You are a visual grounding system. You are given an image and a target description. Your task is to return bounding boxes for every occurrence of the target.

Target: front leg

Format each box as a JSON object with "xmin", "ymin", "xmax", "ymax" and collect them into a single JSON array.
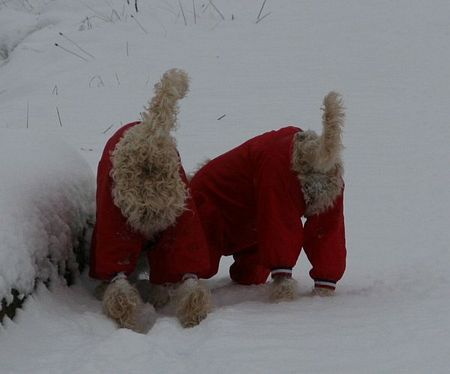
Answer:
[{"xmin": 174, "ymin": 275, "xmax": 212, "ymax": 328}]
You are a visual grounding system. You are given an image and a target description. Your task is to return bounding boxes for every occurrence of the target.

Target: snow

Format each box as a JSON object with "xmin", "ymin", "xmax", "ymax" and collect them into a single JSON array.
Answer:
[
  {"xmin": 1, "ymin": 0, "xmax": 450, "ymax": 372},
  {"xmin": 0, "ymin": 129, "xmax": 94, "ymax": 302}
]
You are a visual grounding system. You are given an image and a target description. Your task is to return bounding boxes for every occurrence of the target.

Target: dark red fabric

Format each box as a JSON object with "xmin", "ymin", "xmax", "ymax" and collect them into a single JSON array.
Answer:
[
  {"xmin": 190, "ymin": 127, "xmax": 346, "ymax": 285},
  {"xmin": 89, "ymin": 122, "xmax": 210, "ymax": 284}
]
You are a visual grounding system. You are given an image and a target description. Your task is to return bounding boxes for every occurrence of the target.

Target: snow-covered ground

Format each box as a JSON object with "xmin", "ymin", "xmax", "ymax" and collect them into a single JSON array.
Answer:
[
  {"xmin": 0, "ymin": 129, "xmax": 94, "ymax": 303},
  {"xmin": 1, "ymin": 0, "xmax": 450, "ymax": 372}
]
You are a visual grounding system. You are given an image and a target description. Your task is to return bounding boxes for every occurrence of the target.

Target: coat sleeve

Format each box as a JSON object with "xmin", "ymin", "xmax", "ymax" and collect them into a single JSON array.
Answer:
[
  {"xmin": 254, "ymin": 157, "xmax": 304, "ymax": 271},
  {"xmin": 89, "ymin": 148, "xmax": 145, "ymax": 281},
  {"xmin": 303, "ymin": 191, "xmax": 346, "ymax": 290}
]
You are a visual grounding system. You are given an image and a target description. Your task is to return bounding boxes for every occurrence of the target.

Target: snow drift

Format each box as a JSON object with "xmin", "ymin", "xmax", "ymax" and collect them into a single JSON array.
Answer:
[{"xmin": 0, "ymin": 129, "xmax": 95, "ymax": 318}]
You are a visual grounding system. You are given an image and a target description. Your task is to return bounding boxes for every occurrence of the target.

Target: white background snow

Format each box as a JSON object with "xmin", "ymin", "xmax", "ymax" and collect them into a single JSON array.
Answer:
[{"xmin": 1, "ymin": 0, "xmax": 450, "ymax": 372}]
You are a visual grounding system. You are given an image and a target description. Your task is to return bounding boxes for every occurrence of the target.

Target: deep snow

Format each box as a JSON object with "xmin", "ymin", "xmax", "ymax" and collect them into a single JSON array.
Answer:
[
  {"xmin": 1, "ymin": 0, "xmax": 450, "ymax": 373},
  {"xmin": 0, "ymin": 129, "xmax": 94, "ymax": 302}
]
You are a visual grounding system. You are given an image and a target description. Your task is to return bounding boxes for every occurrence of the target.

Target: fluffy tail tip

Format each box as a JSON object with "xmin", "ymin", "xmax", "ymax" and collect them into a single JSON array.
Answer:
[
  {"xmin": 315, "ymin": 91, "xmax": 345, "ymax": 171},
  {"xmin": 322, "ymin": 91, "xmax": 345, "ymax": 126},
  {"xmin": 161, "ymin": 68, "xmax": 190, "ymax": 99}
]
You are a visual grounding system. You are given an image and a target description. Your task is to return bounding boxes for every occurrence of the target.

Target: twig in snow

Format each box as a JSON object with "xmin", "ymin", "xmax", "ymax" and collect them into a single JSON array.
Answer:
[
  {"xmin": 178, "ymin": 0, "xmax": 187, "ymax": 26},
  {"xmin": 80, "ymin": 2, "xmax": 110, "ymax": 23},
  {"xmin": 217, "ymin": 114, "xmax": 226, "ymax": 120},
  {"xmin": 115, "ymin": 72, "xmax": 121, "ymax": 86},
  {"xmin": 130, "ymin": 14, "xmax": 148, "ymax": 34},
  {"xmin": 89, "ymin": 75, "xmax": 105, "ymax": 88},
  {"xmin": 192, "ymin": 0, "xmax": 197, "ymax": 24},
  {"xmin": 135, "ymin": 0, "xmax": 138, "ymax": 12},
  {"xmin": 52, "ymin": 85, "xmax": 58, "ymax": 95},
  {"xmin": 58, "ymin": 32, "xmax": 95, "ymax": 59},
  {"xmin": 79, "ymin": 17, "xmax": 93, "ymax": 31},
  {"xmin": 256, "ymin": 11, "xmax": 271, "ymax": 24},
  {"xmin": 102, "ymin": 0, "xmax": 121, "ymax": 21},
  {"xmin": 54, "ymin": 43, "xmax": 89, "ymax": 62},
  {"xmin": 256, "ymin": 0, "xmax": 267, "ymax": 22},
  {"xmin": 256, "ymin": 0, "xmax": 271, "ymax": 24},
  {"xmin": 102, "ymin": 124, "xmax": 114, "ymax": 134},
  {"xmin": 56, "ymin": 107, "xmax": 63, "ymax": 127},
  {"xmin": 209, "ymin": 0, "xmax": 224, "ymax": 20},
  {"xmin": 110, "ymin": 9, "xmax": 121, "ymax": 22},
  {"xmin": 201, "ymin": 2, "xmax": 209, "ymax": 14}
]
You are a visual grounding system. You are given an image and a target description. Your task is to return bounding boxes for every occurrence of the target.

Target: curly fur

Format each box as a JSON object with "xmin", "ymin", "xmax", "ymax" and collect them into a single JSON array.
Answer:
[
  {"xmin": 269, "ymin": 277, "xmax": 298, "ymax": 302},
  {"xmin": 174, "ymin": 278, "xmax": 212, "ymax": 328},
  {"xmin": 298, "ymin": 163, "xmax": 344, "ymax": 216},
  {"xmin": 317, "ymin": 91, "xmax": 345, "ymax": 171},
  {"xmin": 102, "ymin": 278, "xmax": 143, "ymax": 331},
  {"xmin": 292, "ymin": 92, "xmax": 345, "ymax": 216},
  {"xmin": 110, "ymin": 69, "xmax": 190, "ymax": 238}
]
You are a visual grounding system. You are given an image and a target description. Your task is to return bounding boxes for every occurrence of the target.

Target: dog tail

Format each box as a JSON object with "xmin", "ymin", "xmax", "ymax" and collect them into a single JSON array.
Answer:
[
  {"xmin": 141, "ymin": 68, "xmax": 190, "ymax": 137},
  {"xmin": 316, "ymin": 91, "xmax": 345, "ymax": 171}
]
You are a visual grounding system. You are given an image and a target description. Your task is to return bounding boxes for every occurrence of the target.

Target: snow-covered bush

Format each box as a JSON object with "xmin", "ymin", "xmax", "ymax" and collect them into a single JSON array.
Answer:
[{"xmin": 0, "ymin": 129, "xmax": 95, "ymax": 320}]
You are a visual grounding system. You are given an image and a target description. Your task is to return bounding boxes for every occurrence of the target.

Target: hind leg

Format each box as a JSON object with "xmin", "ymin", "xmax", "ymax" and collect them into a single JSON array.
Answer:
[{"xmin": 229, "ymin": 246, "xmax": 270, "ymax": 285}]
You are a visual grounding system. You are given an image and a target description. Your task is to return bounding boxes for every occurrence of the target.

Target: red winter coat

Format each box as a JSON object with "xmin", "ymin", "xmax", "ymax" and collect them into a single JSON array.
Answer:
[
  {"xmin": 190, "ymin": 127, "xmax": 346, "ymax": 288},
  {"xmin": 89, "ymin": 122, "xmax": 210, "ymax": 284}
]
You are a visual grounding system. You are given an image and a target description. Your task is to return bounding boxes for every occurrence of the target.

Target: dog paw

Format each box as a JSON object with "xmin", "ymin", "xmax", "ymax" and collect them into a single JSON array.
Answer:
[
  {"xmin": 175, "ymin": 279, "xmax": 211, "ymax": 328},
  {"xmin": 269, "ymin": 277, "xmax": 298, "ymax": 303},
  {"xmin": 102, "ymin": 278, "xmax": 144, "ymax": 332},
  {"xmin": 311, "ymin": 287, "xmax": 334, "ymax": 297},
  {"xmin": 132, "ymin": 303, "xmax": 158, "ymax": 333}
]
